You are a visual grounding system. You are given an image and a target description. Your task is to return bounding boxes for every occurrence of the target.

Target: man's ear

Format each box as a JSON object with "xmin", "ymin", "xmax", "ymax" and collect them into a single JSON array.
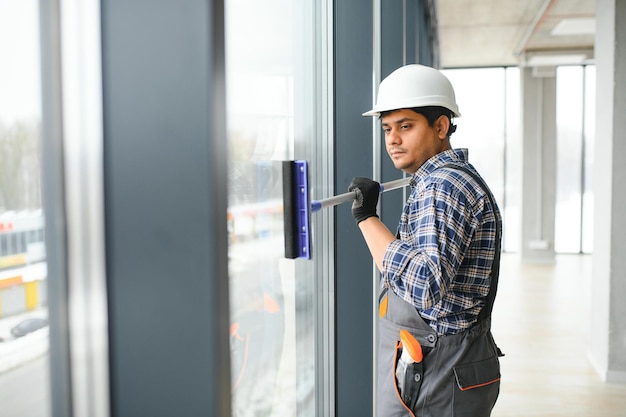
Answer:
[{"xmin": 435, "ymin": 115, "xmax": 450, "ymax": 139}]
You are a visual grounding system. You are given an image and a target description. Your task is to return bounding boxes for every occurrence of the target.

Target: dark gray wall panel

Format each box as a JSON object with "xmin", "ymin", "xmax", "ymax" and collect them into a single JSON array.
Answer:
[
  {"xmin": 381, "ymin": 0, "xmax": 408, "ymax": 232},
  {"xmin": 334, "ymin": 0, "xmax": 374, "ymax": 415},
  {"xmin": 101, "ymin": 1, "xmax": 230, "ymax": 416},
  {"xmin": 334, "ymin": 1, "xmax": 437, "ymax": 415}
]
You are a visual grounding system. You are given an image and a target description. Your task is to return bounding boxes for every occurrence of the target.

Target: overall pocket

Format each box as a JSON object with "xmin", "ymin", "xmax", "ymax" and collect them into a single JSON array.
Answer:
[
  {"xmin": 451, "ymin": 356, "xmax": 501, "ymax": 417},
  {"xmin": 393, "ymin": 330, "xmax": 424, "ymax": 416}
]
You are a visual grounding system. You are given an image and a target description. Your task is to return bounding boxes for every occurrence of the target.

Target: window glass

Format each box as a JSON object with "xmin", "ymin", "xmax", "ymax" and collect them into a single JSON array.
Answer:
[
  {"xmin": 444, "ymin": 66, "xmax": 595, "ymax": 254},
  {"xmin": 0, "ymin": 1, "xmax": 50, "ymax": 416},
  {"xmin": 582, "ymin": 65, "xmax": 595, "ymax": 254},
  {"xmin": 225, "ymin": 1, "xmax": 316, "ymax": 415},
  {"xmin": 555, "ymin": 66, "xmax": 584, "ymax": 253},
  {"xmin": 442, "ymin": 68, "xmax": 508, "ymax": 241},
  {"xmin": 504, "ymin": 67, "xmax": 521, "ymax": 252}
]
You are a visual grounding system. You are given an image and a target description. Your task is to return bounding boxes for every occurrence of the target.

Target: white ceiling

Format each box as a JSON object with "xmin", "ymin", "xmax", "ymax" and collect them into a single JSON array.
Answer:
[{"xmin": 435, "ymin": 0, "xmax": 596, "ymax": 68}]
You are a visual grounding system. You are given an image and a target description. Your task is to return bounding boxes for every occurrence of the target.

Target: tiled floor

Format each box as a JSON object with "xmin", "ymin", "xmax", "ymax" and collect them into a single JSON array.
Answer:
[{"xmin": 490, "ymin": 253, "xmax": 626, "ymax": 417}]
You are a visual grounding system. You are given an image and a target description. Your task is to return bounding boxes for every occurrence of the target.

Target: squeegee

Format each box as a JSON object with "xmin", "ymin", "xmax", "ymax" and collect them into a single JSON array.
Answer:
[{"xmin": 282, "ymin": 160, "xmax": 411, "ymax": 259}]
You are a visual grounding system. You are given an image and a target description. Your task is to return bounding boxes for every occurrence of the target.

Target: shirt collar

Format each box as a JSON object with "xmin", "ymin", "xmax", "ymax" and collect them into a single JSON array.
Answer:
[{"xmin": 410, "ymin": 148, "xmax": 469, "ymax": 187}]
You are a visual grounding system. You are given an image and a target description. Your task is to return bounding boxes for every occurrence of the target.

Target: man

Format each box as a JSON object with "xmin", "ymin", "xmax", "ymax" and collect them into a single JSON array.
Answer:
[{"xmin": 349, "ymin": 64, "xmax": 503, "ymax": 416}]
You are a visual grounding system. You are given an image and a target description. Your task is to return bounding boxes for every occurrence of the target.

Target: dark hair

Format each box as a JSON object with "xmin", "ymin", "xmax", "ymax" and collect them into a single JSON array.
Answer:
[{"xmin": 380, "ymin": 106, "xmax": 457, "ymax": 137}]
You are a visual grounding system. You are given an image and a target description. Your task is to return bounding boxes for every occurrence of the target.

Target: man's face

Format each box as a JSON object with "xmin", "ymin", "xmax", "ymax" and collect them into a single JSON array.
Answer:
[{"xmin": 381, "ymin": 109, "xmax": 449, "ymax": 174}]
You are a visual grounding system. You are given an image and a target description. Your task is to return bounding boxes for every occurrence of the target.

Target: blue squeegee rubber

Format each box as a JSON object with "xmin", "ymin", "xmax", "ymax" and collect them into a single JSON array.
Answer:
[{"xmin": 282, "ymin": 160, "xmax": 311, "ymax": 259}]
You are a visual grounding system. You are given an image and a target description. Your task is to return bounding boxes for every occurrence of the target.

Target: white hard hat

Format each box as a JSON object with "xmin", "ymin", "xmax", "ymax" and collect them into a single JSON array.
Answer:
[{"xmin": 362, "ymin": 64, "xmax": 461, "ymax": 118}]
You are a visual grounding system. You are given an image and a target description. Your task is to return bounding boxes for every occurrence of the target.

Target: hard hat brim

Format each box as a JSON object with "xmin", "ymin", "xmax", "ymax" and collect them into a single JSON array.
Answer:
[
  {"xmin": 362, "ymin": 108, "xmax": 381, "ymax": 117},
  {"xmin": 362, "ymin": 106, "xmax": 461, "ymax": 118}
]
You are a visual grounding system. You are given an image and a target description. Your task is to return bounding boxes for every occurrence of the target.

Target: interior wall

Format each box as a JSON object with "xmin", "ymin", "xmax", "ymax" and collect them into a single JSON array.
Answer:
[
  {"xmin": 520, "ymin": 69, "xmax": 557, "ymax": 264},
  {"xmin": 590, "ymin": 0, "xmax": 626, "ymax": 384}
]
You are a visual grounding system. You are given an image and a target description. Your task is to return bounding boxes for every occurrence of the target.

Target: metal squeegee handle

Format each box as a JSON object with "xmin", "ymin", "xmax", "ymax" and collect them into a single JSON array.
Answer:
[{"xmin": 311, "ymin": 177, "xmax": 411, "ymax": 212}]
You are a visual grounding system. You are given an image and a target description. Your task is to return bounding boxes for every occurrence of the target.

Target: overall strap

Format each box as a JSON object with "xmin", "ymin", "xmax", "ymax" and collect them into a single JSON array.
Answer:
[{"xmin": 440, "ymin": 163, "xmax": 502, "ymax": 322}]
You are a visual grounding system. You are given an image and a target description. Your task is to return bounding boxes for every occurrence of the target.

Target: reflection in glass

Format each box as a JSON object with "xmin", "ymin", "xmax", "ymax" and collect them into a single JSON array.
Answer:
[
  {"xmin": 0, "ymin": 1, "xmax": 50, "ymax": 416},
  {"xmin": 225, "ymin": 1, "xmax": 305, "ymax": 416}
]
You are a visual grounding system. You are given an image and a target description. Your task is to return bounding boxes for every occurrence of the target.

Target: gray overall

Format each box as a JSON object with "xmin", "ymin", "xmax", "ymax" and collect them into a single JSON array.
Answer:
[{"xmin": 377, "ymin": 165, "xmax": 502, "ymax": 417}]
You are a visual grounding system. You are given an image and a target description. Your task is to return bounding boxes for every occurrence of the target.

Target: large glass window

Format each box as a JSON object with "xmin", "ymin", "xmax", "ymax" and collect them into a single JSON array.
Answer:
[
  {"xmin": 555, "ymin": 65, "xmax": 595, "ymax": 254},
  {"xmin": 0, "ymin": 1, "xmax": 50, "ymax": 416},
  {"xmin": 503, "ymin": 67, "xmax": 522, "ymax": 253},
  {"xmin": 581, "ymin": 66, "xmax": 595, "ymax": 254},
  {"xmin": 443, "ymin": 66, "xmax": 594, "ymax": 254},
  {"xmin": 225, "ymin": 1, "xmax": 321, "ymax": 415},
  {"xmin": 555, "ymin": 66, "xmax": 584, "ymax": 253},
  {"xmin": 442, "ymin": 68, "xmax": 506, "ymax": 205},
  {"xmin": 442, "ymin": 68, "xmax": 521, "ymax": 252}
]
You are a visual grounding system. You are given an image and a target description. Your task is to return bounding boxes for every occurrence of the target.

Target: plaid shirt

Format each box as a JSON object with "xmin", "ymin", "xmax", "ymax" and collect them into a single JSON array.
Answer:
[{"xmin": 381, "ymin": 148, "xmax": 501, "ymax": 335}]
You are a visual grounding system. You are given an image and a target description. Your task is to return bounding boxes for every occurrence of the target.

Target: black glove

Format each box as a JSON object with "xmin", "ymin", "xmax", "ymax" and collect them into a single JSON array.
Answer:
[{"xmin": 348, "ymin": 177, "xmax": 380, "ymax": 224}]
